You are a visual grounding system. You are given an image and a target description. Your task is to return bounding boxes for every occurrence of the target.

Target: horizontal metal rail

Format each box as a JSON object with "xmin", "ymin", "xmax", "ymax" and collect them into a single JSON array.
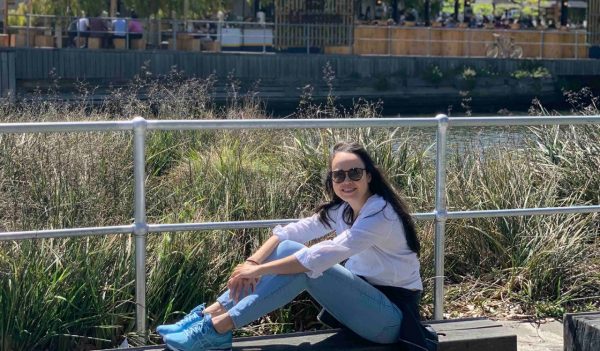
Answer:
[
  {"xmin": 3, "ymin": 204, "xmax": 599, "ymax": 241},
  {"xmin": 2, "ymin": 115, "xmax": 600, "ymax": 134},
  {"xmin": 0, "ymin": 225, "xmax": 134, "ymax": 241},
  {"xmin": 447, "ymin": 205, "xmax": 600, "ymax": 219},
  {"xmin": 1, "ymin": 114, "xmax": 599, "ymax": 336}
]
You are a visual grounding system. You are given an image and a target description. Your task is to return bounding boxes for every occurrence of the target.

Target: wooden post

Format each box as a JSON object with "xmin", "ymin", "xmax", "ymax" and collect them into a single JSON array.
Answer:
[
  {"xmin": 4, "ymin": 0, "xmax": 9, "ymax": 34},
  {"xmin": 184, "ymin": 0, "xmax": 189, "ymax": 21},
  {"xmin": 110, "ymin": 0, "xmax": 117, "ymax": 17}
]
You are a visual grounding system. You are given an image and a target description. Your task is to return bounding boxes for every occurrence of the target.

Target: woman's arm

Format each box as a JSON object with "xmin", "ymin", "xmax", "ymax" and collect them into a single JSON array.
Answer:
[
  {"xmin": 246, "ymin": 234, "xmax": 280, "ymax": 264},
  {"xmin": 228, "ymin": 236, "xmax": 309, "ymax": 301},
  {"xmin": 231, "ymin": 254, "xmax": 308, "ymax": 281}
]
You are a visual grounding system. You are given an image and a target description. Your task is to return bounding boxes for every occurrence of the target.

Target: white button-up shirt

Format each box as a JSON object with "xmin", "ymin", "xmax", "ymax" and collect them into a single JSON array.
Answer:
[{"xmin": 273, "ymin": 195, "xmax": 423, "ymax": 291}]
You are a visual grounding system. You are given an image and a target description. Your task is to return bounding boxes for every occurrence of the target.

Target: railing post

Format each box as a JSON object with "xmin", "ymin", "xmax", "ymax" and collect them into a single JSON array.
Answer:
[
  {"xmin": 540, "ymin": 30, "xmax": 544, "ymax": 59},
  {"xmin": 434, "ymin": 113, "xmax": 449, "ymax": 320},
  {"xmin": 172, "ymin": 19, "xmax": 177, "ymax": 50},
  {"xmin": 26, "ymin": 13, "xmax": 31, "ymax": 47},
  {"xmin": 305, "ymin": 24, "xmax": 309, "ymax": 54},
  {"xmin": 387, "ymin": 25, "xmax": 391, "ymax": 56},
  {"xmin": 262, "ymin": 22, "xmax": 266, "ymax": 54},
  {"xmin": 427, "ymin": 27, "xmax": 432, "ymax": 57},
  {"xmin": 575, "ymin": 31, "xmax": 578, "ymax": 59},
  {"xmin": 126, "ymin": 19, "xmax": 130, "ymax": 49},
  {"xmin": 133, "ymin": 116, "xmax": 148, "ymax": 336}
]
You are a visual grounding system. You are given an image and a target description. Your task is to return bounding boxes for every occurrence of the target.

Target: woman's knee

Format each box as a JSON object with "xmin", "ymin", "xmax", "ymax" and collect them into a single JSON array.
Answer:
[{"xmin": 275, "ymin": 240, "xmax": 305, "ymax": 257}]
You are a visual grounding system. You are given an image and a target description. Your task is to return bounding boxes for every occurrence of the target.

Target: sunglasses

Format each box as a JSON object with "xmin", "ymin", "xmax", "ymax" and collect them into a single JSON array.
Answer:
[{"xmin": 330, "ymin": 168, "xmax": 366, "ymax": 183}]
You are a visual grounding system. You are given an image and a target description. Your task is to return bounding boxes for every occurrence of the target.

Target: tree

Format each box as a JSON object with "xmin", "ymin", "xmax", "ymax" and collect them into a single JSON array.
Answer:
[{"xmin": 121, "ymin": 0, "xmax": 223, "ymax": 18}]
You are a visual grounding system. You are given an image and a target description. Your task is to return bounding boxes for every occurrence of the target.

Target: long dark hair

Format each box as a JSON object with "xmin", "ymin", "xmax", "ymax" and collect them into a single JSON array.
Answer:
[{"xmin": 315, "ymin": 141, "xmax": 420, "ymax": 256}]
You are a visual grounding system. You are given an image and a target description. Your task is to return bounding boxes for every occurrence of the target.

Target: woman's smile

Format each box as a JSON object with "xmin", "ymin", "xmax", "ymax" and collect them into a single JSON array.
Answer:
[{"xmin": 331, "ymin": 152, "xmax": 372, "ymax": 212}]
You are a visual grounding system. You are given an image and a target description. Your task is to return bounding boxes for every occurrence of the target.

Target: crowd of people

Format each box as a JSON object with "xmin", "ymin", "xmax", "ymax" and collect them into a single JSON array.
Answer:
[
  {"xmin": 67, "ymin": 10, "xmax": 144, "ymax": 49},
  {"xmin": 356, "ymin": 2, "xmax": 587, "ymax": 30}
]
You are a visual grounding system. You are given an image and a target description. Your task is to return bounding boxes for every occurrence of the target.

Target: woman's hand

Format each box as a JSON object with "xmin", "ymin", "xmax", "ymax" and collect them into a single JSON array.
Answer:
[
  {"xmin": 231, "ymin": 262, "xmax": 262, "ymax": 280},
  {"xmin": 227, "ymin": 262, "xmax": 261, "ymax": 302}
]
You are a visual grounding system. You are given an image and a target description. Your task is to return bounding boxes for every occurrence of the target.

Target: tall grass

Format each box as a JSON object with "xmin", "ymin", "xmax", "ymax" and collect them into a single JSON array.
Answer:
[{"xmin": 0, "ymin": 72, "xmax": 598, "ymax": 349}]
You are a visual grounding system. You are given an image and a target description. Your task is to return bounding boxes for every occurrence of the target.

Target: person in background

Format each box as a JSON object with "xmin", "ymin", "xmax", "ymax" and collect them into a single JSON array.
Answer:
[
  {"xmin": 156, "ymin": 141, "xmax": 438, "ymax": 351},
  {"xmin": 88, "ymin": 11, "xmax": 109, "ymax": 48},
  {"xmin": 75, "ymin": 11, "xmax": 89, "ymax": 48},
  {"xmin": 111, "ymin": 12, "xmax": 127, "ymax": 48},
  {"xmin": 128, "ymin": 11, "xmax": 144, "ymax": 40}
]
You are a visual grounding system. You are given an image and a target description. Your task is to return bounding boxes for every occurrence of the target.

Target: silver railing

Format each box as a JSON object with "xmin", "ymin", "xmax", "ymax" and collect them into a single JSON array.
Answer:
[{"xmin": 1, "ymin": 115, "xmax": 600, "ymax": 335}]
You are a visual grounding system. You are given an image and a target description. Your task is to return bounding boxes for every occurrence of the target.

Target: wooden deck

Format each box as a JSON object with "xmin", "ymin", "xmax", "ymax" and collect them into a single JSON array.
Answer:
[{"xmin": 100, "ymin": 318, "xmax": 516, "ymax": 351}]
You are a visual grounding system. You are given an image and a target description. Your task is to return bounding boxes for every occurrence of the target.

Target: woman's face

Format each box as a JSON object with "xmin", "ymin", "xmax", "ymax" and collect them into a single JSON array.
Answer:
[{"xmin": 330, "ymin": 151, "xmax": 372, "ymax": 206}]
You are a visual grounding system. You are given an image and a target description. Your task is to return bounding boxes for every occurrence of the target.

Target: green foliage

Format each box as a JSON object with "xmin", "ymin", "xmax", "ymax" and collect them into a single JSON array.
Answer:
[
  {"xmin": 7, "ymin": 4, "xmax": 28, "ymax": 26},
  {"xmin": 10, "ymin": 0, "xmax": 224, "ymax": 18},
  {"xmin": 422, "ymin": 64, "xmax": 444, "ymax": 86},
  {"xmin": 0, "ymin": 71, "xmax": 598, "ymax": 349},
  {"xmin": 512, "ymin": 66, "xmax": 551, "ymax": 80},
  {"xmin": 458, "ymin": 66, "xmax": 477, "ymax": 90},
  {"xmin": 441, "ymin": 0, "xmax": 549, "ymax": 17},
  {"xmin": 373, "ymin": 75, "xmax": 390, "ymax": 91}
]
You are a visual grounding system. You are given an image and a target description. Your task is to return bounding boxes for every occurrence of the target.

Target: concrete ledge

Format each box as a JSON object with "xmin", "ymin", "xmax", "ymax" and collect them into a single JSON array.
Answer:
[
  {"xmin": 101, "ymin": 318, "xmax": 516, "ymax": 351},
  {"xmin": 564, "ymin": 312, "xmax": 600, "ymax": 351}
]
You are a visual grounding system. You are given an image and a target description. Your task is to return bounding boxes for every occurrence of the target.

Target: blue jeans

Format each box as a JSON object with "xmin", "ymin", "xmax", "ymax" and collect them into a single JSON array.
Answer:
[{"xmin": 216, "ymin": 240, "xmax": 403, "ymax": 344}]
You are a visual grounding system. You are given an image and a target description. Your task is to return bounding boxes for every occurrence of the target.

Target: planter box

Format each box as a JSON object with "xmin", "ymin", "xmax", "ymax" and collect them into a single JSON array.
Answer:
[
  {"xmin": 131, "ymin": 38, "xmax": 146, "ymax": 50},
  {"xmin": 113, "ymin": 38, "xmax": 127, "ymax": 49},
  {"xmin": 13, "ymin": 34, "xmax": 28, "ymax": 47},
  {"xmin": 201, "ymin": 40, "xmax": 220, "ymax": 52},
  {"xmin": 175, "ymin": 37, "xmax": 201, "ymax": 51},
  {"xmin": 34, "ymin": 35, "xmax": 54, "ymax": 47},
  {"xmin": 0, "ymin": 34, "xmax": 9, "ymax": 47},
  {"xmin": 88, "ymin": 37, "xmax": 102, "ymax": 49}
]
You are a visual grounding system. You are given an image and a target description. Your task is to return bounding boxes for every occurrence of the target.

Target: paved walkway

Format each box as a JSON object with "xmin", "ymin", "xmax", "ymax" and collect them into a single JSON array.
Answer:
[{"xmin": 500, "ymin": 319, "xmax": 563, "ymax": 351}]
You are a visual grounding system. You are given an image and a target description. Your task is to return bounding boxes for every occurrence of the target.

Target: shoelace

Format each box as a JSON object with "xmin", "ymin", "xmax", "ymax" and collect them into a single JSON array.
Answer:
[
  {"xmin": 176, "ymin": 304, "xmax": 205, "ymax": 327},
  {"xmin": 184, "ymin": 317, "xmax": 210, "ymax": 338}
]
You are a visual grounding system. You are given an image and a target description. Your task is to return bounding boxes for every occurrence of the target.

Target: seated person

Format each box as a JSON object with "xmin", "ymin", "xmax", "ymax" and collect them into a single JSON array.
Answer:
[
  {"xmin": 128, "ymin": 11, "xmax": 144, "ymax": 40},
  {"xmin": 71, "ymin": 15, "xmax": 89, "ymax": 47},
  {"xmin": 112, "ymin": 14, "xmax": 127, "ymax": 37},
  {"xmin": 89, "ymin": 13, "xmax": 109, "ymax": 48}
]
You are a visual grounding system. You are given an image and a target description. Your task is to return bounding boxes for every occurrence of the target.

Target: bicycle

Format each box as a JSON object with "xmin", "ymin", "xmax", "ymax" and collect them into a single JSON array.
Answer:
[{"xmin": 485, "ymin": 33, "xmax": 523, "ymax": 59}]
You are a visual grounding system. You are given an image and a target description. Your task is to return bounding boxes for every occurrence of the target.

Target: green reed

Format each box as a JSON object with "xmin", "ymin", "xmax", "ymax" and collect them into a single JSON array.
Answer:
[{"xmin": 0, "ymin": 75, "xmax": 598, "ymax": 349}]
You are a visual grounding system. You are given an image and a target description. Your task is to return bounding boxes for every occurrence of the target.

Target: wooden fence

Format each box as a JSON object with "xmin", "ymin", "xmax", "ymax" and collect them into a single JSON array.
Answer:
[
  {"xmin": 352, "ymin": 27, "xmax": 588, "ymax": 59},
  {"xmin": 274, "ymin": 0, "xmax": 353, "ymax": 49}
]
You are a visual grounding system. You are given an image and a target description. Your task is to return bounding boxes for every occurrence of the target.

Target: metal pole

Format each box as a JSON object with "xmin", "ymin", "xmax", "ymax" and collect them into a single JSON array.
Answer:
[
  {"xmin": 3, "ymin": 0, "xmax": 8, "ymax": 34},
  {"xmin": 387, "ymin": 25, "xmax": 391, "ymax": 56},
  {"xmin": 433, "ymin": 114, "xmax": 449, "ymax": 320},
  {"xmin": 428, "ymin": 27, "xmax": 432, "ymax": 57},
  {"xmin": 540, "ymin": 30, "xmax": 544, "ymax": 59},
  {"xmin": 305, "ymin": 24, "xmax": 309, "ymax": 54},
  {"xmin": 172, "ymin": 19, "xmax": 177, "ymax": 50},
  {"xmin": 262, "ymin": 22, "xmax": 266, "ymax": 54},
  {"xmin": 218, "ymin": 20, "xmax": 222, "ymax": 50},
  {"xmin": 575, "ymin": 31, "xmax": 578, "ymax": 59},
  {"xmin": 26, "ymin": 13, "xmax": 31, "ymax": 47},
  {"xmin": 126, "ymin": 19, "xmax": 130, "ymax": 49},
  {"xmin": 133, "ymin": 116, "xmax": 147, "ymax": 335}
]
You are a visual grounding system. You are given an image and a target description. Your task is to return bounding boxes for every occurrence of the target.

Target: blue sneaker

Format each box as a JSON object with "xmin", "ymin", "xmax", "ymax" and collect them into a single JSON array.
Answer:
[
  {"xmin": 164, "ymin": 313, "xmax": 232, "ymax": 351},
  {"xmin": 157, "ymin": 304, "xmax": 206, "ymax": 336}
]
